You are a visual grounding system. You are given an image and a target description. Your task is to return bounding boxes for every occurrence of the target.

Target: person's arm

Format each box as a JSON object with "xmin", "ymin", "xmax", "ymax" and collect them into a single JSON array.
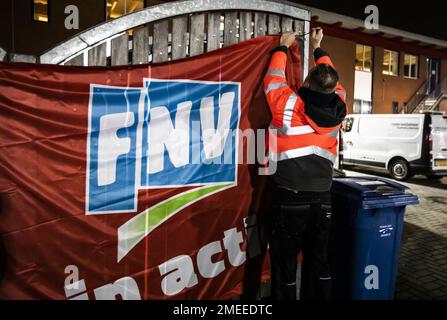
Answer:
[
  {"xmin": 311, "ymin": 27, "xmax": 334, "ymax": 69},
  {"xmin": 263, "ymin": 34, "xmax": 296, "ymax": 127},
  {"xmin": 314, "ymin": 47, "xmax": 335, "ymax": 69}
]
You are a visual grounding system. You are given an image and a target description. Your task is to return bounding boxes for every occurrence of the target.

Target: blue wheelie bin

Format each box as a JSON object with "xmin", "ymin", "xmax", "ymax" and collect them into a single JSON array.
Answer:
[{"xmin": 330, "ymin": 176, "xmax": 419, "ymax": 300}]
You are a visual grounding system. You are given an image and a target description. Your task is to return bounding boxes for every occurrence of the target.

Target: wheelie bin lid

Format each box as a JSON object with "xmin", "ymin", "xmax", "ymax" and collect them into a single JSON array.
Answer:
[{"xmin": 331, "ymin": 176, "xmax": 419, "ymax": 209}]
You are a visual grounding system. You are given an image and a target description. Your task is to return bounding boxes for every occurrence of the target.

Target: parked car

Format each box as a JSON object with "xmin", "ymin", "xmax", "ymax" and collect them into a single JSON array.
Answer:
[{"xmin": 341, "ymin": 112, "xmax": 447, "ymax": 181}]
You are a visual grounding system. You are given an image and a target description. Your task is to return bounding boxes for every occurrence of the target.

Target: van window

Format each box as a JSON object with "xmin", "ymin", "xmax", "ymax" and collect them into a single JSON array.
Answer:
[{"xmin": 343, "ymin": 118, "xmax": 354, "ymax": 133}]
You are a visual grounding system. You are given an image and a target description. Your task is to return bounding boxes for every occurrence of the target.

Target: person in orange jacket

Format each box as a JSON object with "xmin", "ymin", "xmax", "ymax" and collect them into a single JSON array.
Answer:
[{"xmin": 264, "ymin": 28, "xmax": 347, "ymax": 300}]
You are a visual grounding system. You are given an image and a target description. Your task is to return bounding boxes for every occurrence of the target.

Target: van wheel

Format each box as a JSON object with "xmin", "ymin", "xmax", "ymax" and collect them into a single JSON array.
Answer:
[{"xmin": 389, "ymin": 159, "xmax": 411, "ymax": 181}]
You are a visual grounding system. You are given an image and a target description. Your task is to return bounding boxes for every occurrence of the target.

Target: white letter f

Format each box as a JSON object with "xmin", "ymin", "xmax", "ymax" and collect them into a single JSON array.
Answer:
[{"xmin": 97, "ymin": 112, "xmax": 135, "ymax": 186}]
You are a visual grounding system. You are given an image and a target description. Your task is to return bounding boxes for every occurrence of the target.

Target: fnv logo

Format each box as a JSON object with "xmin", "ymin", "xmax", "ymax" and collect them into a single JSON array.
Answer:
[{"xmin": 86, "ymin": 79, "xmax": 240, "ymax": 261}]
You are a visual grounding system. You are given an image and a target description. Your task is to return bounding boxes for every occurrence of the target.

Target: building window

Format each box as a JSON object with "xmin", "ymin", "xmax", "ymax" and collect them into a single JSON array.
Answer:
[
  {"xmin": 106, "ymin": 0, "xmax": 144, "ymax": 20},
  {"xmin": 404, "ymin": 54, "xmax": 418, "ymax": 79},
  {"xmin": 353, "ymin": 99, "xmax": 372, "ymax": 114},
  {"xmin": 392, "ymin": 101, "xmax": 399, "ymax": 114},
  {"xmin": 33, "ymin": 0, "xmax": 49, "ymax": 22},
  {"xmin": 355, "ymin": 44, "xmax": 373, "ymax": 72},
  {"xmin": 383, "ymin": 49, "xmax": 399, "ymax": 76}
]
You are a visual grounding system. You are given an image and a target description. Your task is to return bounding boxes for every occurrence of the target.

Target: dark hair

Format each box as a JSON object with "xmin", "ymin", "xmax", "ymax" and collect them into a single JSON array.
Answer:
[{"xmin": 308, "ymin": 64, "xmax": 339, "ymax": 93}]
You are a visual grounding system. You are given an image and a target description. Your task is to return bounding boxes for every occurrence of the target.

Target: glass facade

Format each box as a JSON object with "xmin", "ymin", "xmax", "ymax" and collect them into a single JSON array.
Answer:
[{"xmin": 353, "ymin": 99, "xmax": 372, "ymax": 114}]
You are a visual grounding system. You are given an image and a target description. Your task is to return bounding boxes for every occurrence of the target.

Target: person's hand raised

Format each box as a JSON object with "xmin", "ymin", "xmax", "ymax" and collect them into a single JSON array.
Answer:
[
  {"xmin": 311, "ymin": 27, "xmax": 323, "ymax": 49},
  {"xmin": 280, "ymin": 32, "xmax": 297, "ymax": 48}
]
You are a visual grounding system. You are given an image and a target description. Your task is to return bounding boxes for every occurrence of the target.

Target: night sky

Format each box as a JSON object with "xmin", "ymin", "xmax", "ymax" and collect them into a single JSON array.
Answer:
[{"xmin": 291, "ymin": 0, "xmax": 444, "ymax": 41}]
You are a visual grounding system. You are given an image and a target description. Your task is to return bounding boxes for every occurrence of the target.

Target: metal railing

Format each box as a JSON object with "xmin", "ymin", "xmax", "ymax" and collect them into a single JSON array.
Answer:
[
  {"xmin": 429, "ymin": 77, "xmax": 447, "ymax": 101},
  {"xmin": 412, "ymin": 77, "xmax": 447, "ymax": 113},
  {"xmin": 405, "ymin": 80, "xmax": 429, "ymax": 114}
]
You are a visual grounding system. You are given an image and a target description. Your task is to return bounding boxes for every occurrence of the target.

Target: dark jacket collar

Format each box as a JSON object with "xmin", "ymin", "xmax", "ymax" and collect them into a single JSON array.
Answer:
[{"xmin": 298, "ymin": 87, "xmax": 346, "ymax": 128}]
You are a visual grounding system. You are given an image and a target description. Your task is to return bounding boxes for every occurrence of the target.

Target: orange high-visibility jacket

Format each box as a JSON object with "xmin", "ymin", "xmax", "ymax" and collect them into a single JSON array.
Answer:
[{"xmin": 264, "ymin": 48, "xmax": 347, "ymax": 165}]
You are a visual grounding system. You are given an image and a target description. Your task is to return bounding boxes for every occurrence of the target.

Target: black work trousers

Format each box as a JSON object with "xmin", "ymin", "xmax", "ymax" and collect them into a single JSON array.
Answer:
[{"xmin": 269, "ymin": 186, "xmax": 332, "ymax": 300}]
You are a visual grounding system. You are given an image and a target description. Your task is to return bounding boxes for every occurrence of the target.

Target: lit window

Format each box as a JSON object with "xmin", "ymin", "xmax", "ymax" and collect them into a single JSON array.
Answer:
[
  {"xmin": 106, "ymin": 0, "xmax": 144, "ymax": 20},
  {"xmin": 353, "ymin": 99, "xmax": 372, "ymax": 114},
  {"xmin": 404, "ymin": 54, "xmax": 418, "ymax": 79},
  {"xmin": 33, "ymin": 0, "xmax": 48, "ymax": 22},
  {"xmin": 383, "ymin": 49, "xmax": 399, "ymax": 76},
  {"xmin": 355, "ymin": 44, "xmax": 372, "ymax": 72}
]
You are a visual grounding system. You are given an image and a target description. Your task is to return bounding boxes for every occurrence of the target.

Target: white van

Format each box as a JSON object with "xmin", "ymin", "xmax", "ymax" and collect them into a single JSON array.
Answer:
[{"xmin": 341, "ymin": 112, "xmax": 447, "ymax": 180}]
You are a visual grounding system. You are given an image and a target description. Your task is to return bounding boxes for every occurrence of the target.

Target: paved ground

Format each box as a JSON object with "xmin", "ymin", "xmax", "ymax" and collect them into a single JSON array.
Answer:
[{"xmin": 344, "ymin": 167, "xmax": 447, "ymax": 300}]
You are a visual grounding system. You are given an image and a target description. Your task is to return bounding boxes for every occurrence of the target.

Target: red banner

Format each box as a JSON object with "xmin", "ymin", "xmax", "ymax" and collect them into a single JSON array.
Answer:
[{"xmin": 0, "ymin": 36, "xmax": 301, "ymax": 300}]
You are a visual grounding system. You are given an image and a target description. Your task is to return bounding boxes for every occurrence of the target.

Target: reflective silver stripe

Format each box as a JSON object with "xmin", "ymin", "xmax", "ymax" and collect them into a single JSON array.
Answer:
[
  {"xmin": 326, "ymin": 128, "xmax": 339, "ymax": 138},
  {"xmin": 265, "ymin": 82, "xmax": 288, "ymax": 95},
  {"xmin": 266, "ymin": 69, "xmax": 286, "ymax": 78},
  {"xmin": 335, "ymin": 89, "xmax": 346, "ymax": 100},
  {"xmin": 269, "ymin": 146, "xmax": 337, "ymax": 163},
  {"xmin": 269, "ymin": 124, "xmax": 314, "ymax": 136},
  {"xmin": 319, "ymin": 277, "xmax": 332, "ymax": 281},
  {"xmin": 282, "ymin": 92, "xmax": 297, "ymax": 127},
  {"xmin": 277, "ymin": 185, "xmax": 299, "ymax": 194}
]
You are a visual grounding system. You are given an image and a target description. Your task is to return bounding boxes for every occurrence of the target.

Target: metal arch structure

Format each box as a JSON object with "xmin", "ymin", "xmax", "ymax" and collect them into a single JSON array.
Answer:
[
  {"xmin": 39, "ymin": 0, "xmax": 311, "ymax": 73},
  {"xmin": 0, "ymin": 47, "xmax": 6, "ymax": 61}
]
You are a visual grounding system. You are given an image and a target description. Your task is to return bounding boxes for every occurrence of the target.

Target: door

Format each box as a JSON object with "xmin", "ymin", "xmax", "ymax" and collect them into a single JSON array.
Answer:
[
  {"xmin": 350, "ymin": 116, "xmax": 388, "ymax": 165},
  {"xmin": 427, "ymin": 59, "xmax": 440, "ymax": 94}
]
